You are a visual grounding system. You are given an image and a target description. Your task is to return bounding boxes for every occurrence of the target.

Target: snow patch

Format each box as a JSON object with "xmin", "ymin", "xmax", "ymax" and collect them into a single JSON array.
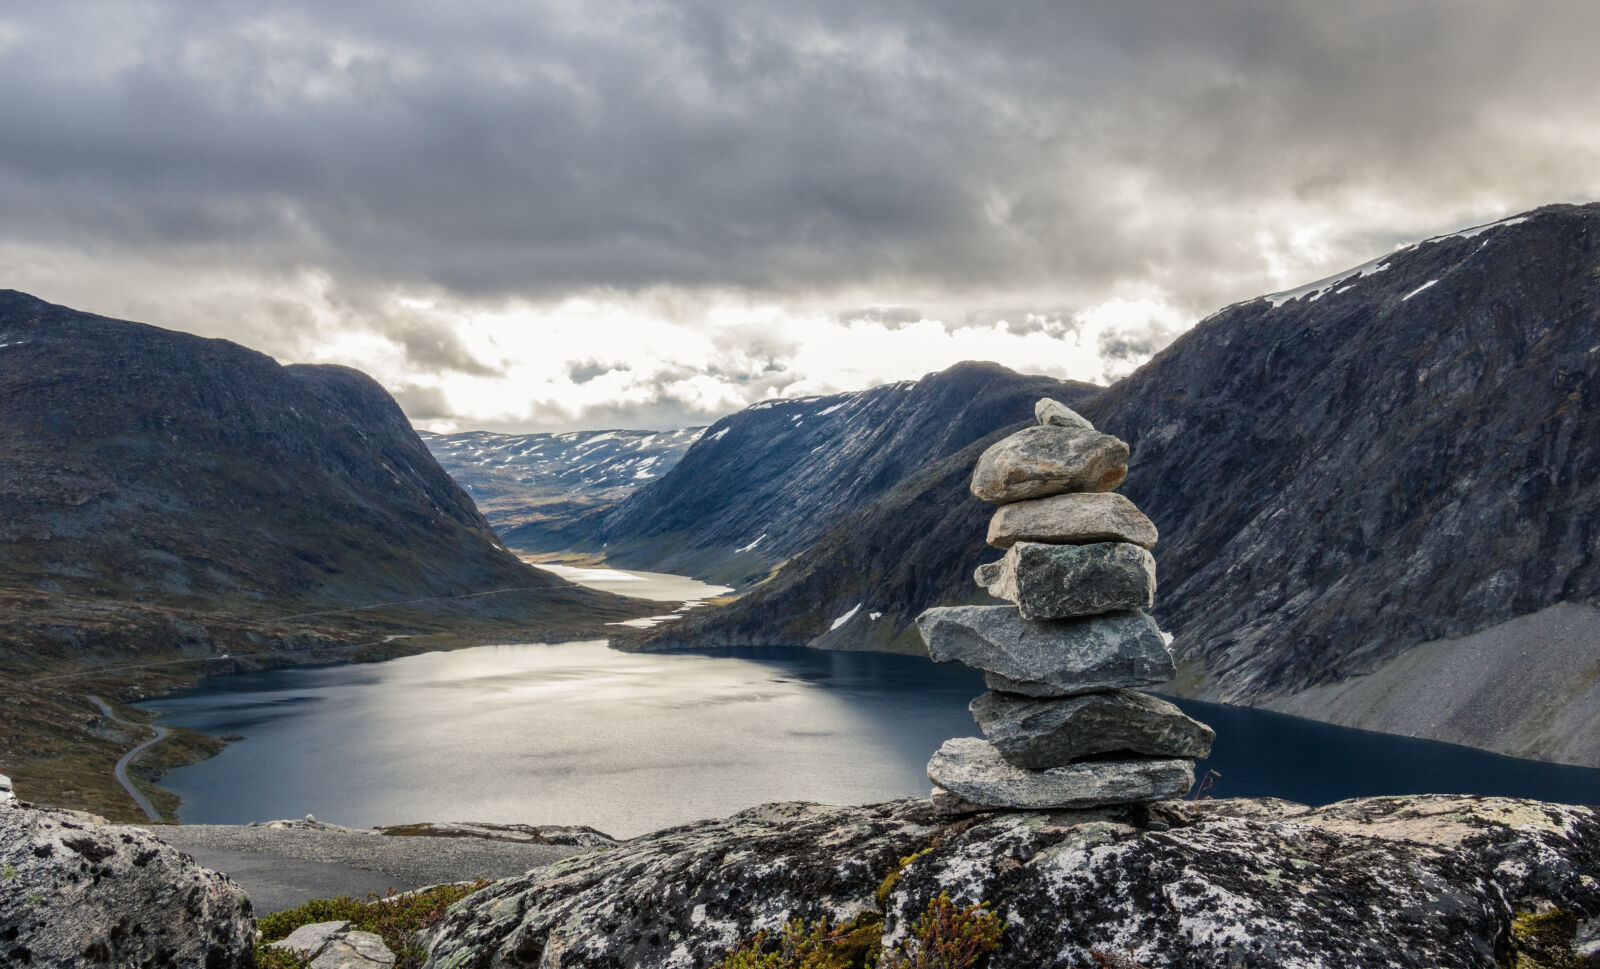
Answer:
[
  {"xmin": 816, "ymin": 403, "xmax": 846, "ymax": 416},
  {"xmin": 829, "ymin": 603, "xmax": 862, "ymax": 631},
  {"xmin": 1267, "ymin": 256, "xmax": 1391, "ymax": 307},
  {"xmin": 734, "ymin": 534, "xmax": 766, "ymax": 554},
  {"xmin": 710, "ymin": 428, "xmax": 730, "ymax": 441},
  {"xmin": 1431, "ymin": 215, "xmax": 1529, "ymax": 243},
  {"xmin": 869, "ymin": 612, "xmax": 883, "ymax": 621},
  {"xmin": 1401, "ymin": 280, "xmax": 1438, "ymax": 301}
]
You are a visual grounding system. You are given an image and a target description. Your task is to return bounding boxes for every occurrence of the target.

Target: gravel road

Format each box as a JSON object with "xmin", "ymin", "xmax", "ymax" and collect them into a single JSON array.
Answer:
[{"xmin": 139, "ymin": 822, "xmax": 592, "ymax": 913}]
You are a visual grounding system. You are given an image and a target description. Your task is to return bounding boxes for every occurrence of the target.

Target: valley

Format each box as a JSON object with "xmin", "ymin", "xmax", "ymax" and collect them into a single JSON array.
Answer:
[{"xmin": 425, "ymin": 203, "xmax": 1600, "ymax": 770}]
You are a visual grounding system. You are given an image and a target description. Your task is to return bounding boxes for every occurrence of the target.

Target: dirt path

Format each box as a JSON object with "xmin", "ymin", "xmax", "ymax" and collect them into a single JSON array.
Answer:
[{"xmin": 87, "ymin": 695, "xmax": 167, "ymax": 822}]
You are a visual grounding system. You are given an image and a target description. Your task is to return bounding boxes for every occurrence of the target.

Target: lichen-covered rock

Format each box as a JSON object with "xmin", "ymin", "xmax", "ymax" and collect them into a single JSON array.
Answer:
[
  {"xmin": 0, "ymin": 798, "xmax": 255, "ymax": 968},
  {"xmin": 917, "ymin": 605, "xmax": 1175, "ymax": 696},
  {"xmin": 420, "ymin": 801, "xmax": 942, "ymax": 969},
  {"xmin": 978, "ymin": 541, "xmax": 1157, "ymax": 618},
  {"xmin": 987, "ymin": 490, "xmax": 1159, "ymax": 549},
  {"xmin": 1035, "ymin": 397, "xmax": 1094, "ymax": 430},
  {"xmin": 970, "ymin": 425, "xmax": 1129, "ymax": 503},
  {"xmin": 970, "ymin": 689, "xmax": 1215, "ymax": 767},
  {"xmin": 421, "ymin": 795, "xmax": 1600, "ymax": 969},
  {"xmin": 926, "ymin": 737, "xmax": 1194, "ymax": 811}
]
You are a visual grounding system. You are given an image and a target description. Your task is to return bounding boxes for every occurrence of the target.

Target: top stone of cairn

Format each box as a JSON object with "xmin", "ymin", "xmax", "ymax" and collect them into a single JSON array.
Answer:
[{"xmin": 970, "ymin": 400, "xmax": 1129, "ymax": 503}]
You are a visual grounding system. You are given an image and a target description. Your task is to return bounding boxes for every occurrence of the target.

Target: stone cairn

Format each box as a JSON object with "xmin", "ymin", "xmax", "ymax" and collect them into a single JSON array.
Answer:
[{"xmin": 917, "ymin": 398, "xmax": 1215, "ymax": 814}]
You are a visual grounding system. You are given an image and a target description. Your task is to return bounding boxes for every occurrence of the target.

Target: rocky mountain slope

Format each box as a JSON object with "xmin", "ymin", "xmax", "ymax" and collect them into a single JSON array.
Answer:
[
  {"xmin": 0, "ymin": 291, "xmax": 650, "ymax": 815},
  {"xmin": 419, "ymin": 426, "xmax": 703, "ymax": 552},
  {"xmin": 419, "ymin": 794, "xmax": 1600, "ymax": 969},
  {"xmin": 576, "ymin": 362, "xmax": 1100, "ymax": 587},
  {"xmin": 623, "ymin": 203, "xmax": 1600, "ymax": 766}
]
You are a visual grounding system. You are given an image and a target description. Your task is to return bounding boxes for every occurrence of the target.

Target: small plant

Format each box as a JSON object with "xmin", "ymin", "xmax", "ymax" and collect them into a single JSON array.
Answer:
[
  {"xmin": 1, "ymin": 862, "xmax": 17, "ymax": 880},
  {"xmin": 254, "ymin": 879, "xmax": 491, "ymax": 969},
  {"xmin": 712, "ymin": 893, "xmax": 1003, "ymax": 969},
  {"xmin": 879, "ymin": 894, "xmax": 1005, "ymax": 969},
  {"xmin": 1190, "ymin": 769, "xmax": 1220, "ymax": 801},
  {"xmin": 715, "ymin": 915, "xmax": 882, "ymax": 969}
]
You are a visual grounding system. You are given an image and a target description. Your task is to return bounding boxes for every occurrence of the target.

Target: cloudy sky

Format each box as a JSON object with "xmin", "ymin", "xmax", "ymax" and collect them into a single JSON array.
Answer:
[{"xmin": 3, "ymin": 1, "xmax": 1598, "ymax": 431}]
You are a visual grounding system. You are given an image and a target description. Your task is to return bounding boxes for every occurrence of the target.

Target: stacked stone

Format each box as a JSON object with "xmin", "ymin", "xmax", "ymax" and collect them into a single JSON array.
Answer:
[{"xmin": 917, "ymin": 398, "xmax": 1214, "ymax": 814}]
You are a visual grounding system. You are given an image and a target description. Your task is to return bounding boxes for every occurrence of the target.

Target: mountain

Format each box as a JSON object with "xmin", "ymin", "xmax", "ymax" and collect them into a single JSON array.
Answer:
[
  {"xmin": 573, "ymin": 362, "xmax": 1101, "ymax": 587},
  {"xmin": 0, "ymin": 291, "xmax": 650, "ymax": 816},
  {"xmin": 624, "ymin": 203, "xmax": 1600, "ymax": 767},
  {"xmin": 419, "ymin": 427, "xmax": 704, "ymax": 552}
]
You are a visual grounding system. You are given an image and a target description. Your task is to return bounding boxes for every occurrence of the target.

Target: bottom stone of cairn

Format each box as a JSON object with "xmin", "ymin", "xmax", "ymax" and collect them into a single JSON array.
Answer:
[{"xmin": 926, "ymin": 737, "xmax": 1194, "ymax": 814}]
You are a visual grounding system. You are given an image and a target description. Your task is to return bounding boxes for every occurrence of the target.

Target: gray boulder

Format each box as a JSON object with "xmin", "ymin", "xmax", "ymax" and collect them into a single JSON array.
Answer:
[
  {"xmin": 970, "ymin": 425, "xmax": 1129, "ymax": 503},
  {"xmin": 917, "ymin": 605, "xmax": 1175, "ymax": 695},
  {"xmin": 970, "ymin": 689, "xmax": 1215, "ymax": 767},
  {"xmin": 271, "ymin": 920, "xmax": 398, "ymax": 969},
  {"xmin": 979, "ymin": 541, "xmax": 1156, "ymax": 618},
  {"xmin": 0, "ymin": 799, "xmax": 255, "ymax": 968},
  {"xmin": 1035, "ymin": 397, "xmax": 1094, "ymax": 430},
  {"xmin": 926, "ymin": 737, "xmax": 1193, "ymax": 810},
  {"xmin": 987, "ymin": 491, "xmax": 1158, "ymax": 549}
]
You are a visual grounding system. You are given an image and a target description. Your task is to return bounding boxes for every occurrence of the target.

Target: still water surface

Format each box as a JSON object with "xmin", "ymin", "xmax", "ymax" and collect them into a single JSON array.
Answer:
[{"xmin": 142, "ymin": 641, "xmax": 1600, "ymax": 837}]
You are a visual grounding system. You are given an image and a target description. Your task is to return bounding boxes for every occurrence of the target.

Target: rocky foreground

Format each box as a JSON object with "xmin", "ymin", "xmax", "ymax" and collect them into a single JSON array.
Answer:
[
  {"xmin": 420, "ymin": 794, "xmax": 1600, "ymax": 969},
  {"xmin": 5, "ymin": 773, "xmax": 1600, "ymax": 969}
]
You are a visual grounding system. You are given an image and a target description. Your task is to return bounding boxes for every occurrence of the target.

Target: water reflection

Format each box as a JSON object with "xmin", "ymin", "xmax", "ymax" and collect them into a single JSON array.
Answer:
[{"xmin": 141, "ymin": 641, "xmax": 1600, "ymax": 838}]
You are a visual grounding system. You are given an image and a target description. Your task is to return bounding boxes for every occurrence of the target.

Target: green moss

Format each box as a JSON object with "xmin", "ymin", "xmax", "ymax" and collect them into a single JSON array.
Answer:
[
  {"xmin": 712, "ymin": 894, "xmax": 1004, "ymax": 969},
  {"xmin": 877, "ymin": 847, "xmax": 934, "ymax": 908},
  {"xmin": 1504, "ymin": 909, "xmax": 1597, "ymax": 969}
]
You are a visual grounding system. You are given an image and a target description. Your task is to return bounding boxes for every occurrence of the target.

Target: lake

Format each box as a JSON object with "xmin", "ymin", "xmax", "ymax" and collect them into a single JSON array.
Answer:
[{"xmin": 141, "ymin": 641, "xmax": 1600, "ymax": 837}]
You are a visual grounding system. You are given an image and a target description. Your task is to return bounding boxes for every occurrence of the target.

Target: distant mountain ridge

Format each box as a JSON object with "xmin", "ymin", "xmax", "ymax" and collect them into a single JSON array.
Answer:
[
  {"xmin": 606, "ymin": 203, "xmax": 1600, "ymax": 766},
  {"xmin": 570, "ymin": 362, "xmax": 1101, "ymax": 587},
  {"xmin": 420, "ymin": 427, "xmax": 704, "ymax": 552}
]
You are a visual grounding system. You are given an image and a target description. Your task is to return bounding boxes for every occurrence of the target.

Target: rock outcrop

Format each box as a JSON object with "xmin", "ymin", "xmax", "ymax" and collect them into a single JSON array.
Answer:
[
  {"xmin": 420, "ymin": 794, "xmax": 1600, "ymax": 969},
  {"xmin": 0, "ymin": 796, "xmax": 255, "ymax": 968}
]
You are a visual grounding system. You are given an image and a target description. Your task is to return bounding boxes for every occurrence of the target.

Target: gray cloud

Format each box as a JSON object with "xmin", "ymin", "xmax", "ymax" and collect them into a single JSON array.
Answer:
[{"xmin": 1, "ymin": 0, "xmax": 1597, "ymax": 428}]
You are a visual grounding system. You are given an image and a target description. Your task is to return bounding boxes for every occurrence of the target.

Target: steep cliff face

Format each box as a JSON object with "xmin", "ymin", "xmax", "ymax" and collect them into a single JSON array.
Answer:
[
  {"xmin": 421, "ymin": 795, "xmax": 1600, "ymax": 969},
  {"xmin": 1085, "ymin": 204, "xmax": 1600, "ymax": 707},
  {"xmin": 583, "ymin": 361, "xmax": 1099, "ymax": 587}
]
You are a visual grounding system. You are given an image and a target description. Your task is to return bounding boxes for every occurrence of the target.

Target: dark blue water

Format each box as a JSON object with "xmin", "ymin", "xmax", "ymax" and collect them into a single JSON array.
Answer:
[{"xmin": 140, "ymin": 641, "xmax": 1600, "ymax": 837}]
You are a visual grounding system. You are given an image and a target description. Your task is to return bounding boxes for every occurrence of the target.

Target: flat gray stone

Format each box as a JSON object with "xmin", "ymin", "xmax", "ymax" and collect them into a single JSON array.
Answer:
[
  {"xmin": 314, "ymin": 930, "xmax": 397, "ymax": 969},
  {"xmin": 970, "ymin": 425, "xmax": 1129, "ymax": 503},
  {"xmin": 917, "ymin": 605, "xmax": 1175, "ymax": 695},
  {"xmin": 271, "ymin": 921, "xmax": 397, "ymax": 969},
  {"xmin": 979, "ymin": 541, "xmax": 1156, "ymax": 619},
  {"xmin": 270, "ymin": 921, "xmax": 352, "ymax": 955},
  {"xmin": 926, "ymin": 737, "xmax": 1194, "ymax": 809},
  {"xmin": 1035, "ymin": 397, "xmax": 1094, "ymax": 430},
  {"xmin": 973, "ymin": 559, "xmax": 1006, "ymax": 589},
  {"xmin": 971, "ymin": 689, "xmax": 1215, "ymax": 768},
  {"xmin": 987, "ymin": 491, "xmax": 1158, "ymax": 549}
]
